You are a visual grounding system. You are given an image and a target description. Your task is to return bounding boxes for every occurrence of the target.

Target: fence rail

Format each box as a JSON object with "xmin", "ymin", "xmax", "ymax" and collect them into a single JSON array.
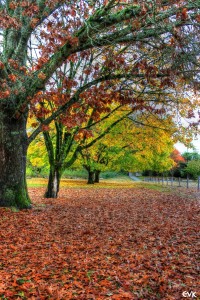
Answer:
[{"xmin": 143, "ymin": 176, "xmax": 200, "ymax": 191}]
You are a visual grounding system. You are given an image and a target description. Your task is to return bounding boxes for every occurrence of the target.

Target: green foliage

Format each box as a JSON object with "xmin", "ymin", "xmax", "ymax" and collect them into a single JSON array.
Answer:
[
  {"xmin": 185, "ymin": 160, "xmax": 200, "ymax": 179},
  {"xmin": 26, "ymin": 164, "xmax": 49, "ymax": 178},
  {"xmin": 170, "ymin": 162, "xmax": 187, "ymax": 178},
  {"xmin": 182, "ymin": 152, "xmax": 200, "ymax": 161},
  {"xmin": 62, "ymin": 169, "xmax": 88, "ymax": 179},
  {"xmin": 100, "ymin": 171, "xmax": 126, "ymax": 179},
  {"xmin": 10, "ymin": 207, "xmax": 20, "ymax": 213},
  {"xmin": 27, "ymin": 132, "xmax": 49, "ymax": 177},
  {"xmin": 169, "ymin": 151, "xmax": 200, "ymax": 178},
  {"xmin": 76, "ymin": 112, "xmax": 176, "ymax": 177}
]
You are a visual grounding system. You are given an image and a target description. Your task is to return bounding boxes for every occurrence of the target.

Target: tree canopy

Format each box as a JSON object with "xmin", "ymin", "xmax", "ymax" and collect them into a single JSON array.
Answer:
[
  {"xmin": 185, "ymin": 159, "xmax": 200, "ymax": 179},
  {"xmin": 1, "ymin": 0, "xmax": 199, "ymax": 136},
  {"xmin": 0, "ymin": 0, "xmax": 200, "ymax": 207}
]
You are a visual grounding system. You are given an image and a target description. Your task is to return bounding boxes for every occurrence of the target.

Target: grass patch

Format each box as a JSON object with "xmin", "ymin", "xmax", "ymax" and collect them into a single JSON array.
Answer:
[
  {"xmin": 27, "ymin": 178, "xmax": 48, "ymax": 187},
  {"xmin": 29, "ymin": 176, "xmax": 198, "ymax": 194},
  {"xmin": 133, "ymin": 182, "xmax": 170, "ymax": 191},
  {"xmin": 60, "ymin": 177, "xmax": 136, "ymax": 189},
  {"xmin": 27, "ymin": 176, "xmax": 136, "ymax": 189}
]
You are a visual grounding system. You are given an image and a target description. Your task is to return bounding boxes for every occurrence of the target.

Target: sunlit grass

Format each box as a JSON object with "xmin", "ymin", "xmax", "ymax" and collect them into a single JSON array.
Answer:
[
  {"xmin": 27, "ymin": 177, "xmax": 199, "ymax": 201},
  {"xmin": 27, "ymin": 178, "xmax": 48, "ymax": 187},
  {"xmin": 27, "ymin": 176, "xmax": 137, "ymax": 189},
  {"xmin": 26, "ymin": 176, "xmax": 180, "ymax": 191}
]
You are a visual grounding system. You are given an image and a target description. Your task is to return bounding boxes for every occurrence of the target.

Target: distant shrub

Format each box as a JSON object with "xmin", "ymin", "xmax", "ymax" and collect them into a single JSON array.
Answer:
[
  {"xmin": 62, "ymin": 169, "xmax": 88, "ymax": 179},
  {"xmin": 185, "ymin": 160, "xmax": 200, "ymax": 180}
]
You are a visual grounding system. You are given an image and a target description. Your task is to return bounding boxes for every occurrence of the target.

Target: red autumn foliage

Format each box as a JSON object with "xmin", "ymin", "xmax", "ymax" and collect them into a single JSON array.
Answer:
[
  {"xmin": 0, "ymin": 186, "xmax": 199, "ymax": 299},
  {"xmin": 171, "ymin": 149, "xmax": 185, "ymax": 164}
]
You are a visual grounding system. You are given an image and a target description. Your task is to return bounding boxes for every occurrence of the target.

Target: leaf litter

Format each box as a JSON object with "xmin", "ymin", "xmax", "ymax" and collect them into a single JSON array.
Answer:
[{"xmin": 0, "ymin": 186, "xmax": 199, "ymax": 299}]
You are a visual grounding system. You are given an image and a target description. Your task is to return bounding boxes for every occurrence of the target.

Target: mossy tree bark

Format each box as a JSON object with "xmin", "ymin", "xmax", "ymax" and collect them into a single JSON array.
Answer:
[{"xmin": 0, "ymin": 108, "xmax": 31, "ymax": 208}]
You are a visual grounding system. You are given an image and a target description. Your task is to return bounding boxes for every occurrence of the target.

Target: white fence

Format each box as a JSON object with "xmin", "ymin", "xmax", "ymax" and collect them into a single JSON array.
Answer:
[{"xmin": 143, "ymin": 176, "xmax": 200, "ymax": 191}]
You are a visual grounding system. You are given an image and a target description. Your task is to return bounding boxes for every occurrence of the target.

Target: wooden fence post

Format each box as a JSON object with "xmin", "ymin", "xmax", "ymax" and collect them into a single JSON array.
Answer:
[{"xmin": 187, "ymin": 175, "xmax": 189, "ymax": 188}]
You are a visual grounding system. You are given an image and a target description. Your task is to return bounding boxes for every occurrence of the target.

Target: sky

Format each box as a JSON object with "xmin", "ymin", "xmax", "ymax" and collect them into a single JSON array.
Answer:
[{"xmin": 175, "ymin": 137, "xmax": 200, "ymax": 154}]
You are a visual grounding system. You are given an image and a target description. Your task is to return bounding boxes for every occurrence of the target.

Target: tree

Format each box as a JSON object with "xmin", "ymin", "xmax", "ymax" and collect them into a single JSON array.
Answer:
[
  {"xmin": 38, "ymin": 55, "xmax": 140, "ymax": 196},
  {"xmin": 0, "ymin": 1, "xmax": 199, "ymax": 207},
  {"xmin": 171, "ymin": 149, "xmax": 186, "ymax": 164},
  {"xmin": 170, "ymin": 148, "xmax": 186, "ymax": 176},
  {"xmin": 185, "ymin": 160, "xmax": 200, "ymax": 179},
  {"xmin": 44, "ymin": 104, "xmax": 133, "ymax": 195},
  {"xmin": 77, "ymin": 113, "xmax": 176, "ymax": 181},
  {"xmin": 79, "ymin": 144, "xmax": 116, "ymax": 184},
  {"xmin": 182, "ymin": 151, "xmax": 200, "ymax": 162},
  {"xmin": 118, "ymin": 118, "xmax": 175, "ymax": 174},
  {"xmin": 28, "ymin": 100, "xmax": 133, "ymax": 195}
]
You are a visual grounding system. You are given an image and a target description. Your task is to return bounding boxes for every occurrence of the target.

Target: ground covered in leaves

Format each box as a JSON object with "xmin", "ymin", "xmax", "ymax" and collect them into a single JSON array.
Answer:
[{"xmin": 0, "ymin": 181, "xmax": 199, "ymax": 299}]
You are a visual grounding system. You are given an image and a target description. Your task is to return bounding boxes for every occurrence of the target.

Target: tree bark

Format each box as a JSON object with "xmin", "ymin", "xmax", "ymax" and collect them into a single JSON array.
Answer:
[
  {"xmin": 87, "ymin": 171, "xmax": 95, "ymax": 184},
  {"xmin": 0, "ymin": 110, "xmax": 31, "ymax": 208},
  {"xmin": 44, "ymin": 166, "xmax": 61, "ymax": 198},
  {"xmin": 94, "ymin": 170, "xmax": 101, "ymax": 183}
]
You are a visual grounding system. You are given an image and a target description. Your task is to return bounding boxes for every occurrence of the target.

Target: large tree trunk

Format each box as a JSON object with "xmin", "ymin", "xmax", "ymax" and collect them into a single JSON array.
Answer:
[
  {"xmin": 45, "ymin": 166, "xmax": 61, "ymax": 198},
  {"xmin": 0, "ymin": 110, "xmax": 31, "ymax": 208},
  {"xmin": 87, "ymin": 171, "xmax": 95, "ymax": 184},
  {"xmin": 94, "ymin": 170, "xmax": 101, "ymax": 183}
]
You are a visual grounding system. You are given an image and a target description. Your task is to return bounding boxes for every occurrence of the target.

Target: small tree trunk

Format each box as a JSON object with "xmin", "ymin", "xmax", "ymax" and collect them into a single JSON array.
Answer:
[
  {"xmin": 87, "ymin": 171, "xmax": 95, "ymax": 184},
  {"xmin": 45, "ymin": 167, "xmax": 61, "ymax": 198},
  {"xmin": 0, "ymin": 110, "xmax": 31, "ymax": 208},
  {"xmin": 94, "ymin": 170, "xmax": 101, "ymax": 183}
]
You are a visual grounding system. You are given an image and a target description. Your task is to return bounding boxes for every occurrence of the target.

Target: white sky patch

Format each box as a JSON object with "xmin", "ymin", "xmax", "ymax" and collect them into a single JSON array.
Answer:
[{"xmin": 175, "ymin": 137, "xmax": 200, "ymax": 153}]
